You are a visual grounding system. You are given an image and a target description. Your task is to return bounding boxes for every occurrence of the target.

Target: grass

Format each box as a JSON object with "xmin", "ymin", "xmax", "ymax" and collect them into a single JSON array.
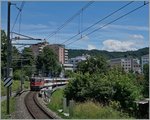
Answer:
[
  {"xmin": 47, "ymin": 88, "xmax": 70, "ymax": 118},
  {"xmin": 47, "ymin": 88, "xmax": 133, "ymax": 119},
  {"xmin": 47, "ymin": 89, "xmax": 64, "ymax": 111},
  {"xmin": 72, "ymin": 101, "xmax": 132, "ymax": 119},
  {"xmin": 1, "ymin": 97, "xmax": 16, "ymax": 119},
  {"xmin": 1, "ymin": 80, "xmax": 30, "ymax": 96}
]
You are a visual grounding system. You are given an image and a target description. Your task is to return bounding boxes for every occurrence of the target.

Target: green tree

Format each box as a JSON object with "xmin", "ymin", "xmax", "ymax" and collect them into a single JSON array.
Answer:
[
  {"xmin": 36, "ymin": 46, "xmax": 62, "ymax": 77},
  {"xmin": 76, "ymin": 56, "xmax": 109, "ymax": 75},
  {"xmin": 21, "ymin": 47, "xmax": 35, "ymax": 77},
  {"xmin": 143, "ymin": 64, "xmax": 149, "ymax": 98},
  {"xmin": 64, "ymin": 67, "xmax": 142, "ymax": 111},
  {"xmin": 1, "ymin": 30, "xmax": 7, "ymax": 70},
  {"xmin": 22, "ymin": 47, "xmax": 35, "ymax": 66},
  {"xmin": 1, "ymin": 30, "xmax": 21, "ymax": 78}
]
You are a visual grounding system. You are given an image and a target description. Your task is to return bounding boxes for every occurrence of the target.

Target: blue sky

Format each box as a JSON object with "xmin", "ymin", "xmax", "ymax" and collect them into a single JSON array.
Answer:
[{"xmin": 1, "ymin": 1, "xmax": 149, "ymax": 51}]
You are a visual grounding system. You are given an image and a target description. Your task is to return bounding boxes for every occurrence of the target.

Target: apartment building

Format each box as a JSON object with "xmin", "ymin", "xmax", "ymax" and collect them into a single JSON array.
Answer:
[
  {"xmin": 30, "ymin": 42, "xmax": 49, "ymax": 57},
  {"xmin": 141, "ymin": 54, "xmax": 149, "ymax": 72},
  {"xmin": 30, "ymin": 42, "xmax": 68, "ymax": 65},
  {"xmin": 109, "ymin": 57, "xmax": 141, "ymax": 73}
]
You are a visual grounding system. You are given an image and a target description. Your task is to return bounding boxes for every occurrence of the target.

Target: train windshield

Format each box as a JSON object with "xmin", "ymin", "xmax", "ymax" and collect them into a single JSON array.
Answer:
[{"xmin": 30, "ymin": 78, "xmax": 42, "ymax": 82}]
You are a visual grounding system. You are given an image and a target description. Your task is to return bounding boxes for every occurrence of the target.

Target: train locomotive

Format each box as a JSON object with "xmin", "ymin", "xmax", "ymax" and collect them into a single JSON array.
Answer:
[{"xmin": 30, "ymin": 77, "xmax": 44, "ymax": 91}]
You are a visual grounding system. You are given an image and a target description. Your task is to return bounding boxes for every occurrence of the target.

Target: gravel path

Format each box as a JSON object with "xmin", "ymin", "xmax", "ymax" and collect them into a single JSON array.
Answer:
[{"xmin": 11, "ymin": 90, "xmax": 33, "ymax": 119}]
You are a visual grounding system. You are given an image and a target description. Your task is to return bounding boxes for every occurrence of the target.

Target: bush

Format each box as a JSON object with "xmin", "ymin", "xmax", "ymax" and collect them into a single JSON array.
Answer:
[
  {"xmin": 13, "ymin": 69, "xmax": 25, "ymax": 80},
  {"xmin": 64, "ymin": 67, "xmax": 142, "ymax": 111}
]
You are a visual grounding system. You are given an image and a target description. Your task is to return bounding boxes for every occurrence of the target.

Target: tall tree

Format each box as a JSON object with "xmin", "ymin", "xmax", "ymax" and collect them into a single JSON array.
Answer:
[
  {"xmin": 143, "ymin": 64, "xmax": 149, "ymax": 98},
  {"xmin": 18, "ymin": 47, "xmax": 35, "ymax": 77},
  {"xmin": 76, "ymin": 56, "xmax": 109, "ymax": 74},
  {"xmin": 36, "ymin": 46, "xmax": 62, "ymax": 77},
  {"xmin": 1, "ymin": 30, "xmax": 7, "ymax": 69}
]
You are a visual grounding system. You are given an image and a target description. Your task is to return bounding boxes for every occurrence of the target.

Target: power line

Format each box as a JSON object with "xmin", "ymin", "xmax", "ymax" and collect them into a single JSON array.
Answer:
[
  {"xmin": 45, "ymin": 1, "xmax": 94, "ymax": 40},
  {"xmin": 61, "ymin": 1, "xmax": 134, "ymax": 44},
  {"xmin": 66, "ymin": 2, "xmax": 149, "ymax": 46},
  {"xmin": 11, "ymin": 2, "xmax": 25, "ymax": 33}
]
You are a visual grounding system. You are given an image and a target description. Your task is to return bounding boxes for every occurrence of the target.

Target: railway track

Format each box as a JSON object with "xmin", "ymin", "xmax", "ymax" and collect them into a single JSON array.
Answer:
[{"xmin": 24, "ymin": 91, "xmax": 53, "ymax": 119}]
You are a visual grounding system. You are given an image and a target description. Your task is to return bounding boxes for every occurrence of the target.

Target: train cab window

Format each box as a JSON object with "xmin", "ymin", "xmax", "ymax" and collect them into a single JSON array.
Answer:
[{"xmin": 31, "ymin": 78, "xmax": 35, "ymax": 82}]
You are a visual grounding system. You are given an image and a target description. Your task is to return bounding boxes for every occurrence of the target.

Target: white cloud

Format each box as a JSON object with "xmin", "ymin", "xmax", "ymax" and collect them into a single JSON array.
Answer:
[
  {"xmin": 88, "ymin": 44, "xmax": 96, "ymax": 50},
  {"xmin": 102, "ymin": 39, "xmax": 138, "ymax": 52},
  {"xmin": 129, "ymin": 34, "xmax": 144, "ymax": 39}
]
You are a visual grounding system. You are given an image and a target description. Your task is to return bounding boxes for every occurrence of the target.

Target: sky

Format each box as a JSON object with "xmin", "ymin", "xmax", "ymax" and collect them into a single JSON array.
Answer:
[{"xmin": 1, "ymin": 1, "xmax": 149, "ymax": 51}]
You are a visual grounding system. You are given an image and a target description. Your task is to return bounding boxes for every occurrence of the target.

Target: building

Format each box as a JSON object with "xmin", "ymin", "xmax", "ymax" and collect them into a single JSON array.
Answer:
[
  {"xmin": 109, "ymin": 57, "xmax": 141, "ymax": 73},
  {"xmin": 47, "ymin": 44, "xmax": 65, "ymax": 64},
  {"xmin": 64, "ymin": 49, "xmax": 69, "ymax": 63},
  {"xmin": 63, "ymin": 63, "xmax": 73, "ymax": 71},
  {"xmin": 30, "ymin": 42, "xmax": 68, "ymax": 65},
  {"xmin": 131, "ymin": 58, "xmax": 141, "ymax": 73},
  {"xmin": 141, "ymin": 54, "xmax": 149, "ymax": 72},
  {"xmin": 30, "ymin": 41, "xmax": 49, "ymax": 57},
  {"xmin": 69, "ymin": 54, "xmax": 90, "ymax": 70}
]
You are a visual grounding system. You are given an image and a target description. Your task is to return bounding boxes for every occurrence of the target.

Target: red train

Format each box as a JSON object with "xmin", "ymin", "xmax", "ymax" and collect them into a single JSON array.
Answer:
[
  {"xmin": 30, "ymin": 77, "xmax": 44, "ymax": 91},
  {"xmin": 30, "ymin": 77, "xmax": 69, "ymax": 91}
]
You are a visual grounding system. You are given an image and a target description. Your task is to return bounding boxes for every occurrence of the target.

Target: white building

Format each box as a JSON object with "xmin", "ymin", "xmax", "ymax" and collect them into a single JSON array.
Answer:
[
  {"xmin": 109, "ymin": 57, "xmax": 141, "ymax": 73},
  {"xmin": 63, "ymin": 63, "xmax": 73, "ymax": 71},
  {"xmin": 69, "ymin": 54, "xmax": 90, "ymax": 70},
  {"xmin": 141, "ymin": 54, "xmax": 149, "ymax": 72}
]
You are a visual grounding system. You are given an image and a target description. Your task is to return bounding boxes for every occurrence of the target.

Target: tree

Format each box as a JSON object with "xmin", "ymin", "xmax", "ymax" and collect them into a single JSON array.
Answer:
[
  {"xmin": 22, "ymin": 47, "xmax": 35, "ymax": 66},
  {"xmin": 1, "ymin": 30, "xmax": 21, "ymax": 78},
  {"xmin": 36, "ymin": 46, "xmax": 62, "ymax": 77},
  {"xmin": 1, "ymin": 30, "xmax": 7, "ymax": 70},
  {"xmin": 143, "ymin": 64, "xmax": 149, "ymax": 98},
  {"xmin": 64, "ymin": 67, "xmax": 142, "ymax": 111},
  {"xmin": 76, "ymin": 56, "xmax": 109, "ymax": 75},
  {"xmin": 21, "ymin": 47, "xmax": 35, "ymax": 77}
]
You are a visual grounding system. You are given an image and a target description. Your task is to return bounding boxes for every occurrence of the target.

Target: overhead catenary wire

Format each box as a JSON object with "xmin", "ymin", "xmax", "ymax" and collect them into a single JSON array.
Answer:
[
  {"xmin": 45, "ymin": 1, "xmax": 94, "ymax": 40},
  {"xmin": 61, "ymin": 1, "xmax": 134, "ymax": 44},
  {"xmin": 11, "ymin": 1, "xmax": 25, "ymax": 33},
  {"xmin": 66, "ymin": 2, "xmax": 149, "ymax": 46}
]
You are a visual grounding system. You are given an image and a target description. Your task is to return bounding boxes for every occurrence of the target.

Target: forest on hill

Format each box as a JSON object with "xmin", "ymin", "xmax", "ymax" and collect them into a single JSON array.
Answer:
[{"xmin": 68, "ymin": 47, "xmax": 149, "ymax": 60}]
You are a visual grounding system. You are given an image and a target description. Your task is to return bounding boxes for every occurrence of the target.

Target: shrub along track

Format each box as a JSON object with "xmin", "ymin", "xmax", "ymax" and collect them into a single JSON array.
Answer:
[{"xmin": 24, "ymin": 91, "xmax": 54, "ymax": 119}]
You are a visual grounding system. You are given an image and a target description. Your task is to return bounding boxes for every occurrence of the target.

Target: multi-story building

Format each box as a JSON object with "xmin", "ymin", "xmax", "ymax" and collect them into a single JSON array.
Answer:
[
  {"xmin": 47, "ymin": 44, "xmax": 65, "ymax": 64},
  {"xmin": 69, "ymin": 54, "xmax": 90, "ymax": 70},
  {"xmin": 141, "ymin": 54, "xmax": 149, "ymax": 72},
  {"xmin": 30, "ymin": 41, "xmax": 49, "ymax": 57},
  {"xmin": 30, "ymin": 42, "xmax": 68, "ymax": 65},
  {"xmin": 109, "ymin": 57, "xmax": 141, "ymax": 73},
  {"xmin": 131, "ymin": 58, "xmax": 141, "ymax": 73},
  {"xmin": 64, "ymin": 49, "xmax": 69, "ymax": 63}
]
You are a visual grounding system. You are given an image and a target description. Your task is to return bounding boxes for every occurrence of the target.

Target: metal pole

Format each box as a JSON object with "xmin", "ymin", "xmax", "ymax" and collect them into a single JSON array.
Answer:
[{"xmin": 6, "ymin": 1, "xmax": 11, "ymax": 115}]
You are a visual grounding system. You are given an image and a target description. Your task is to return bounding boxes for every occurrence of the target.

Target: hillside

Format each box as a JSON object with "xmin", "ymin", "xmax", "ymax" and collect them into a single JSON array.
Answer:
[{"xmin": 68, "ymin": 47, "xmax": 149, "ymax": 60}]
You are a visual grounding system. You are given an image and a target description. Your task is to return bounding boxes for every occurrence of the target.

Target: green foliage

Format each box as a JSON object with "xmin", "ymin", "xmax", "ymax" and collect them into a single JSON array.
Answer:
[
  {"xmin": 72, "ymin": 101, "xmax": 131, "ymax": 119},
  {"xmin": 64, "ymin": 70, "xmax": 74, "ymax": 78},
  {"xmin": 64, "ymin": 67, "xmax": 142, "ymax": 111},
  {"xmin": 47, "ymin": 89, "xmax": 64, "ymax": 111},
  {"xmin": 1, "ymin": 97, "xmax": 16, "ymax": 119},
  {"xmin": 22, "ymin": 47, "xmax": 35, "ymax": 66},
  {"xmin": 36, "ymin": 46, "xmax": 62, "ymax": 77},
  {"xmin": 1, "ymin": 30, "xmax": 7, "ymax": 69},
  {"xmin": 143, "ymin": 64, "xmax": 149, "ymax": 98},
  {"xmin": 1, "ymin": 80, "xmax": 29, "ymax": 96},
  {"xmin": 76, "ymin": 56, "xmax": 109, "ymax": 75},
  {"xmin": 13, "ymin": 69, "xmax": 26, "ymax": 80}
]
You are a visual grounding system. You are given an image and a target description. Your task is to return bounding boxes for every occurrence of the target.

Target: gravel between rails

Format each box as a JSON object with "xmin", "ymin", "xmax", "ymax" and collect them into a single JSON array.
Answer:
[{"xmin": 25, "ymin": 91, "xmax": 53, "ymax": 119}]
